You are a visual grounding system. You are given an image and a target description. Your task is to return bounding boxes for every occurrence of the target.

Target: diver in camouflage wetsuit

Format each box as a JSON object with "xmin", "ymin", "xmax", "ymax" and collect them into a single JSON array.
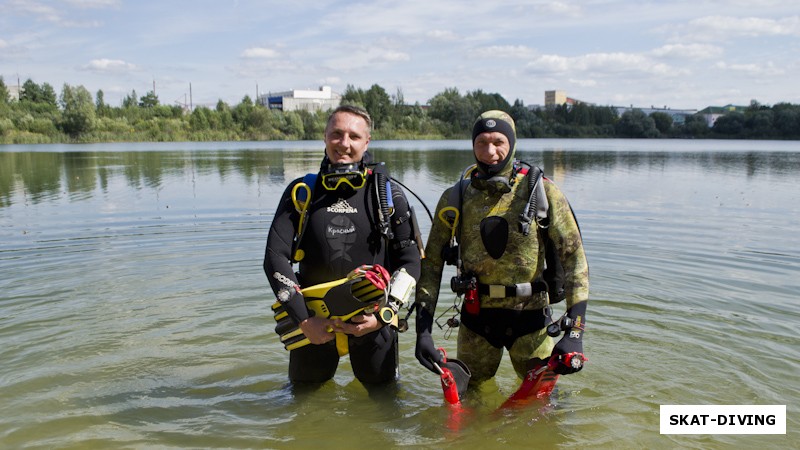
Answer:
[{"xmin": 413, "ymin": 110, "xmax": 589, "ymax": 385}]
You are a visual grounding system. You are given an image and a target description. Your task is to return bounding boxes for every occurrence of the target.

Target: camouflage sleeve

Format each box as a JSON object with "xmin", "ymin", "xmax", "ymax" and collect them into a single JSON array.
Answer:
[
  {"xmin": 414, "ymin": 189, "xmax": 453, "ymax": 316},
  {"xmin": 544, "ymin": 180, "xmax": 589, "ymax": 309}
]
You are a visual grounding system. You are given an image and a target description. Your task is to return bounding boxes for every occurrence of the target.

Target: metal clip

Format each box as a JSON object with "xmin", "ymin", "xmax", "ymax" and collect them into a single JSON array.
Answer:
[{"xmin": 436, "ymin": 297, "xmax": 462, "ymax": 340}]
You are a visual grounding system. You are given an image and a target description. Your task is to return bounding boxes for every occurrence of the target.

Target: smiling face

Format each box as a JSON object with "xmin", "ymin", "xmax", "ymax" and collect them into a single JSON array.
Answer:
[
  {"xmin": 473, "ymin": 131, "xmax": 511, "ymax": 166},
  {"xmin": 324, "ymin": 111, "xmax": 371, "ymax": 164}
]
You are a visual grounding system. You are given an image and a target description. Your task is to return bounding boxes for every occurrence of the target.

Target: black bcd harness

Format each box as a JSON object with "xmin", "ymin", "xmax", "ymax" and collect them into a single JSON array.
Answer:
[
  {"xmin": 290, "ymin": 163, "xmax": 423, "ymax": 264},
  {"xmin": 441, "ymin": 160, "xmax": 570, "ymax": 305},
  {"xmin": 436, "ymin": 161, "xmax": 582, "ymax": 348}
]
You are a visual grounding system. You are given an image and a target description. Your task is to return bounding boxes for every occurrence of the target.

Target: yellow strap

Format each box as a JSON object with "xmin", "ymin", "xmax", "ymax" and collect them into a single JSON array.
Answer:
[
  {"xmin": 462, "ymin": 164, "xmax": 477, "ymax": 180},
  {"xmin": 438, "ymin": 206, "xmax": 460, "ymax": 239},
  {"xmin": 335, "ymin": 332, "xmax": 349, "ymax": 356},
  {"xmin": 291, "ymin": 182, "xmax": 312, "ymax": 261},
  {"xmin": 436, "ymin": 163, "xmax": 474, "ymax": 241},
  {"xmin": 291, "ymin": 182, "xmax": 311, "ymax": 214}
]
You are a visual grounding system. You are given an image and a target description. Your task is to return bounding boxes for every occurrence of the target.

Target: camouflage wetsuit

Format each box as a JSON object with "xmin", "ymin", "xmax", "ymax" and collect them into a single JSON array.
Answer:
[{"xmin": 416, "ymin": 112, "xmax": 589, "ymax": 384}]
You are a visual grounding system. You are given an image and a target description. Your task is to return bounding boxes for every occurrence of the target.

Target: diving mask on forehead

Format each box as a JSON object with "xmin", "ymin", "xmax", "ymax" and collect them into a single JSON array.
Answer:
[{"xmin": 321, "ymin": 162, "xmax": 368, "ymax": 190}]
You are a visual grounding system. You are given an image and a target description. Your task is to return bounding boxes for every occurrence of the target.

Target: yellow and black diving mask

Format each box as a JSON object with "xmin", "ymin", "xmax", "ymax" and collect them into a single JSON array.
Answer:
[{"xmin": 321, "ymin": 163, "xmax": 368, "ymax": 190}]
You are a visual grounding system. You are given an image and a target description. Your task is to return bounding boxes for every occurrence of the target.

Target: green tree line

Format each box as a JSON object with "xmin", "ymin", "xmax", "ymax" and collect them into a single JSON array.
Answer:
[{"xmin": 1, "ymin": 77, "xmax": 799, "ymax": 144}]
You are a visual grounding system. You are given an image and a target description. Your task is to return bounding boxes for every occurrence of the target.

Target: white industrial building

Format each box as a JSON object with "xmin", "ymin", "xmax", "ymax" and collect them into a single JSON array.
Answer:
[
  {"xmin": 258, "ymin": 86, "xmax": 341, "ymax": 112},
  {"xmin": 5, "ymin": 85, "xmax": 21, "ymax": 102}
]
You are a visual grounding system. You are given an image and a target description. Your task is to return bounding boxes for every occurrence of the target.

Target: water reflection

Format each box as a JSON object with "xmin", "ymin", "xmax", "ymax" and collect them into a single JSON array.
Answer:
[
  {"xmin": 2, "ymin": 142, "xmax": 799, "ymax": 209},
  {"xmin": 1, "ymin": 140, "xmax": 798, "ymax": 449}
]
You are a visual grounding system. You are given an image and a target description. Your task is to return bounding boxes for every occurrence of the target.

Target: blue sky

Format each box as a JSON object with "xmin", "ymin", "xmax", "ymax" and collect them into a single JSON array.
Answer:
[{"xmin": 2, "ymin": 0, "xmax": 798, "ymax": 110}]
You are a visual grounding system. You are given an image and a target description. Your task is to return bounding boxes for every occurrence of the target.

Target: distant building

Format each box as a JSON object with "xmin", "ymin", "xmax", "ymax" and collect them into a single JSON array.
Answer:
[
  {"xmin": 614, "ymin": 106, "xmax": 698, "ymax": 125},
  {"xmin": 544, "ymin": 89, "xmax": 588, "ymax": 107},
  {"xmin": 535, "ymin": 90, "xmax": 715, "ymax": 127},
  {"xmin": 696, "ymin": 105, "xmax": 748, "ymax": 127},
  {"xmin": 545, "ymin": 90, "xmax": 566, "ymax": 107},
  {"xmin": 258, "ymin": 86, "xmax": 341, "ymax": 112},
  {"xmin": 6, "ymin": 85, "xmax": 21, "ymax": 102}
]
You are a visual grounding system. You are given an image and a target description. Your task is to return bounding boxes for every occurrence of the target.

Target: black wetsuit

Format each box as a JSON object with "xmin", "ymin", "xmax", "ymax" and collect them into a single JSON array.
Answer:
[{"xmin": 264, "ymin": 166, "xmax": 421, "ymax": 384}]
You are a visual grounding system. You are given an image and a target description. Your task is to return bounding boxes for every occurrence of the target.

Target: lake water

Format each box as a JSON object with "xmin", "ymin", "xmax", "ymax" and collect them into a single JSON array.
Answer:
[{"xmin": 1, "ymin": 139, "xmax": 798, "ymax": 449}]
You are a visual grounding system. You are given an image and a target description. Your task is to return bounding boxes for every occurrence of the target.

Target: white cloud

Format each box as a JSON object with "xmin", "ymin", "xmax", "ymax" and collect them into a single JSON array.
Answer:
[
  {"xmin": 320, "ymin": 77, "xmax": 341, "ymax": 86},
  {"xmin": 241, "ymin": 47, "xmax": 281, "ymax": 59},
  {"xmin": 529, "ymin": 54, "xmax": 571, "ymax": 72},
  {"xmin": 322, "ymin": 46, "xmax": 410, "ymax": 72},
  {"xmin": 3, "ymin": 1, "xmax": 798, "ymax": 110},
  {"xmin": 316, "ymin": 1, "xmax": 475, "ymax": 37},
  {"xmin": 568, "ymin": 78, "xmax": 597, "ymax": 88},
  {"xmin": 8, "ymin": 0, "xmax": 61, "ymax": 23},
  {"xmin": 82, "ymin": 58, "xmax": 137, "ymax": 72},
  {"xmin": 471, "ymin": 45, "xmax": 538, "ymax": 59},
  {"xmin": 232, "ymin": 58, "xmax": 302, "ymax": 81},
  {"xmin": 686, "ymin": 15, "xmax": 800, "ymax": 39},
  {"xmin": 375, "ymin": 50, "xmax": 410, "ymax": 63},
  {"xmin": 534, "ymin": 1, "xmax": 582, "ymax": 17},
  {"xmin": 651, "ymin": 43, "xmax": 723, "ymax": 60},
  {"xmin": 65, "ymin": 0, "xmax": 121, "ymax": 7},
  {"xmin": 528, "ymin": 52, "xmax": 682, "ymax": 77},
  {"xmin": 715, "ymin": 61, "xmax": 785, "ymax": 76},
  {"xmin": 426, "ymin": 30, "xmax": 459, "ymax": 41},
  {"xmin": 7, "ymin": 0, "xmax": 101, "ymax": 27}
]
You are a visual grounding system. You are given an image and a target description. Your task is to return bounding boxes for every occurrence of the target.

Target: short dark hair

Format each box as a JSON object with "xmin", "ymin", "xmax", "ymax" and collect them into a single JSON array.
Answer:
[{"xmin": 327, "ymin": 104, "xmax": 372, "ymax": 133}]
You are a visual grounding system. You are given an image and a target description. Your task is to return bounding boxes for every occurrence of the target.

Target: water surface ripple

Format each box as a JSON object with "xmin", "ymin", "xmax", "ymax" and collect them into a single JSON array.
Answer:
[{"xmin": 1, "ymin": 139, "xmax": 797, "ymax": 449}]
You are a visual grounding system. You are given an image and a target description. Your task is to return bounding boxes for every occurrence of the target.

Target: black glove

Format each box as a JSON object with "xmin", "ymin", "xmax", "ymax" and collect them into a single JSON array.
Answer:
[
  {"xmin": 277, "ymin": 287, "xmax": 309, "ymax": 324},
  {"xmin": 551, "ymin": 301, "xmax": 587, "ymax": 375},
  {"xmin": 415, "ymin": 306, "xmax": 443, "ymax": 374}
]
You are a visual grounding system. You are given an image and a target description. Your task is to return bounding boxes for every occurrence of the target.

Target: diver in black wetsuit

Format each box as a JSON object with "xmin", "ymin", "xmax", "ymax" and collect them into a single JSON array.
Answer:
[{"xmin": 264, "ymin": 105, "xmax": 421, "ymax": 385}]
